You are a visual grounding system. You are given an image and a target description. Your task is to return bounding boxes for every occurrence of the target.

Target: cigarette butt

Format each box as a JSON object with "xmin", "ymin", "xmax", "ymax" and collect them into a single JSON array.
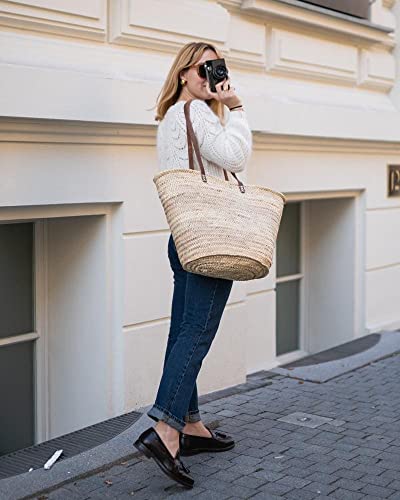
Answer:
[{"xmin": 44, "ymin": 449, "xmax": 63, "ymax": 470}]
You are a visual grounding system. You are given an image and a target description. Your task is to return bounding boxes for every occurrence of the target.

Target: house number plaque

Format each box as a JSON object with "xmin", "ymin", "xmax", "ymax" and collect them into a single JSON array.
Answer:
[{"xmin": 388, "ymin": 165, "xmax": 400, "ymax": 197}]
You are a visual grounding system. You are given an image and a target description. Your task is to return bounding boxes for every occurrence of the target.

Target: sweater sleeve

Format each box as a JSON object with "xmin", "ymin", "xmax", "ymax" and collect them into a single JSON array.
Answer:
[{"xmin": 177, "ymin": 99, "xmax": 252, "ymax": 173}]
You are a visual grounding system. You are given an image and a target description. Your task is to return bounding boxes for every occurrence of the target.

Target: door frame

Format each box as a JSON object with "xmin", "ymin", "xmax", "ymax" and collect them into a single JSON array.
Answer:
[
  {"xmin": 34, "ymin": 219, "xmax": 49, "ymax": 443},
  {"xmin": 275, "ymin": 201, "xmax": 309, "ymax": 362},
  {"xmin": 0, "ymin": 202, "xmax": 120, "ymax": 444},
  {"xmin": 275, "ymin": 189, "xmax": 363, "ymax": 365}
]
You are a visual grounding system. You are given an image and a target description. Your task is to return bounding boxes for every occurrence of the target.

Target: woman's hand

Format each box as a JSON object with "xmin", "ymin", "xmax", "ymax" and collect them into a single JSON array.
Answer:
[{"xmin": 205, "ymin": 76, "xmax": 242, "ymax": 109}]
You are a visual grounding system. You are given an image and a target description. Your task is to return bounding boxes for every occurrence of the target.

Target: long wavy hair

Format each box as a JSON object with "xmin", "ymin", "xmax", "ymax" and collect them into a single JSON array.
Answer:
[{"xmin": 154, "ymin": 42, "xmax": 225, "ymax": 124}]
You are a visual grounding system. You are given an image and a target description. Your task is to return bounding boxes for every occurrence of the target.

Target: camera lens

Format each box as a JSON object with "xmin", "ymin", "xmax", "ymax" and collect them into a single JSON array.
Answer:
[{"xmin": 214, "ymin": 65, "xmax": 228, "ymax": 79}]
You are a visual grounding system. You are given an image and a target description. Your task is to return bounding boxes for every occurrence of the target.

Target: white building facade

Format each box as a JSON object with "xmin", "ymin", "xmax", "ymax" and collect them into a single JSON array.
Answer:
[{"xmin": 1, "ymin": 0, "xmax": 399, "ymax": 454}]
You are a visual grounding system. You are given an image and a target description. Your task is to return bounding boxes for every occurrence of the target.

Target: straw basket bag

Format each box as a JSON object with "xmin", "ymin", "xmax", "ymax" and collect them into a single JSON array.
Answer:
[{"xmin": 153, "ymin": 99, "xmax": 286, "ymax": 281}]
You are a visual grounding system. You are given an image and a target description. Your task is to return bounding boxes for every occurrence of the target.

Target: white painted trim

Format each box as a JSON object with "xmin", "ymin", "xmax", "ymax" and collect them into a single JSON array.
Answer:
[
  {"xmin": 284, "ymin": 190, "xmax": 361, "ymax": 202},
  {"xmin": 107, "ymin": 204, "xmax": 125, "ymax": 416},
  {"xmin": 367, "ymin": 261, "xmax": 400, "ymax": 272},
  {"xmin": 246, "ymin": 287, "xmax": 275, "ymax": 295},
  {"xmin": 2, "ymin": 117, "xmax": 400, "ymax": 154},
  {"xmin": 302, "ymin": 200, "xmax": 310, "ymax": 354},
  {"xmin": 34, "ymin": 220, "xmax": 49, "ymax": 443},
  {"xmin": 252, "ymin": 135, "xmax": 400, "ymax": 154},
  {"xmin": 276, "ymin": 273, "xmax": 304, "ymax": 284},
  {"xmin": 0, "ymin": 118, "xmax": 155, "ymax": 146},
  {"xmin": 0, "ymin": 332, "xmax": 39, "ymax": 347},
  {"xmin": 0, "ymin": 204, "xmax": 115, "ymax": 222},
  {"xmin": 354, "ymin": 191, "xmax": 368, "ymax": 339},
  {"xmin": 299, "ymin": 201, "xmax": 308, "ymax": 354},
  {"xmin": 123, "ymin": 230, "xmax": 174, "ymax": 239}
]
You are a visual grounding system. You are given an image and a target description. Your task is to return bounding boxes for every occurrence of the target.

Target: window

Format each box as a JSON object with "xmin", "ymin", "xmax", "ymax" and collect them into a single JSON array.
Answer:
[
  {"xmin": 276, "ymin": 202, "xmax": 303, "ymax": 356},
  {"xmin": 0, "ymin": 222, "xmax": 35, "ymax": 455},
  {"xmin": 298, "ymin": 1, "xmax": 370, "ymax": 20}
]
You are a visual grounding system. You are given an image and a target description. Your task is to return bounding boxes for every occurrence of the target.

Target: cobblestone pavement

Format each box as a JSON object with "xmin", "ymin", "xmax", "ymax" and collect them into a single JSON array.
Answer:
[{"xmin": 39, "ymin": 353, "xmax": 400, "ymax": 500}]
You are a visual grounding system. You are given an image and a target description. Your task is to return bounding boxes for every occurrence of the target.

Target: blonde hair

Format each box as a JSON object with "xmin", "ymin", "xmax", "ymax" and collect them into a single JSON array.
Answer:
[{"xmin": 154, "ymin": 42, "xmax": 225, "ymax": 123}]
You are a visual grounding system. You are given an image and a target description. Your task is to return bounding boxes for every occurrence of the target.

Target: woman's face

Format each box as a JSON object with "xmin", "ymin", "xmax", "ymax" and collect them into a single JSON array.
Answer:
[{"xmin": 180, "ymin": 49, "xmax": 219, "ymax": 100}]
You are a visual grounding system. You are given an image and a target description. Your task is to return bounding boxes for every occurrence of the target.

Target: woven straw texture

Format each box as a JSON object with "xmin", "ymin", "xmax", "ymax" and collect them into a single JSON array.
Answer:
[{"xmin": 153, "ymin": 167, "xmax": 285, "ymax": 281}]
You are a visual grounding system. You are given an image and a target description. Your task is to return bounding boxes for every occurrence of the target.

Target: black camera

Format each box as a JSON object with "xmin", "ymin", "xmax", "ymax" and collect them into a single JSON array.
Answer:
[{"xmin": 199, "ymin": 58, "xmax": 229, "ymax": 93}]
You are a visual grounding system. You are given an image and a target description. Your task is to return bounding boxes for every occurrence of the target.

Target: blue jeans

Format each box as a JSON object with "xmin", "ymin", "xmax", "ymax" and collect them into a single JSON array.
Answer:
[{"xmin": 147, "ymin": 233, "xmax": 233, "ymax": 432}]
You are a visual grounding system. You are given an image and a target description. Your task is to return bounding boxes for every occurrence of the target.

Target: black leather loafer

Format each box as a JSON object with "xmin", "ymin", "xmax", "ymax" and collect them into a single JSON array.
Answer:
[
  {"xmin": 134, "ymin": 427, "xmax": 194, "ymax": 488},
  {"xmin": 179, "ymin": 426, "xmax": 235, "ymax": 456}
]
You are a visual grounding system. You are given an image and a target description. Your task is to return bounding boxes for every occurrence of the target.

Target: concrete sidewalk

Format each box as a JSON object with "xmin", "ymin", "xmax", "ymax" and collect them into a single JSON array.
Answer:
[{"xmin": 26, "ymin": 350, "xmax": 400, "ymax": 500}]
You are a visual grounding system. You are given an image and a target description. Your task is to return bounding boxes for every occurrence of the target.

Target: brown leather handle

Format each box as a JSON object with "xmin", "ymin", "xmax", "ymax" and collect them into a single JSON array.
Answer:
[{"xmin": 184, "ymin": 99, "xmax": 246, "ymax": 193}]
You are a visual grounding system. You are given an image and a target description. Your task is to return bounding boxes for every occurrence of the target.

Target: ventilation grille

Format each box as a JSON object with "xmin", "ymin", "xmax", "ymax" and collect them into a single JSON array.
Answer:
[{"xmin": 0, "ymin": 410, "xmax": 141, "ymax": 479}]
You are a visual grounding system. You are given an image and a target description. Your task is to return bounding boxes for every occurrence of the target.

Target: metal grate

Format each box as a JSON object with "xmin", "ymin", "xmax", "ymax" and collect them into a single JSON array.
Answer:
[
  {"xmin": 0, "ymin": 410, "xmax": 141, "ymax": 479},
  {"xmin": 280, "ymin": 334, "xmax": 381, "ymax": 369}
]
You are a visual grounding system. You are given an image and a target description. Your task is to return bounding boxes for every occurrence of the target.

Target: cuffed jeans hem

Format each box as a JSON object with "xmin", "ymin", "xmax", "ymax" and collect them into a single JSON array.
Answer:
[
  {"xmin": 184, "ymin": 411, "xmax": 201, "ymax": 423},
  {"xmin": 147, "ymin": 404, "xmax": 186, "ymax": 432}
]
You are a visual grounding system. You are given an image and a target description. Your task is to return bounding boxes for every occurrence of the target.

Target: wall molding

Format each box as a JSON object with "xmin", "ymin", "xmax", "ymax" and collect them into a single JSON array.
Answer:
[
  {"xmin": 0, "ymin": 0, "xmax": 107, "ymax": 41},
  {"xmin": 0, "ymin": 202, "xmax": 114, "ymax": 221},
  {"xmin": 252, "ymin": 131, "xmax": 400, "ymax": 154},
  {"xmin": 1, "ymin": 116, "xmax": 400, "ymax": 154},
  {"xmin": 109, "ymin": 0, "xmax": 228, "ymax": 55},
  {"xmin": 219, "ymin": 0, "xmax": 395, "ymax": 49},
  {"xmin": 267, "ymin": 27, "xmax": 358, "ymax": 85},
  {"xmin": 358, "ymin": 48, "xmax": 396, "ymax": 91},
  {"xmin": 0, "ymin": 1, "xmax": 396, "ymax": 86},
  {"xmin": 0, "ymin": 118, "xmax": 155, "ymax": 146}
]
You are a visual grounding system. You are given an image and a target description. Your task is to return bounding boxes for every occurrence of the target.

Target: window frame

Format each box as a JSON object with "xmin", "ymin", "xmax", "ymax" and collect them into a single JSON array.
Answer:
[
  {"xmin": 276, "ymin": 201, "xmax": 307, "ymax": 357},
  {"xmin": 297, "ymin": 0, "xmax": 371, "ymax": 20}
]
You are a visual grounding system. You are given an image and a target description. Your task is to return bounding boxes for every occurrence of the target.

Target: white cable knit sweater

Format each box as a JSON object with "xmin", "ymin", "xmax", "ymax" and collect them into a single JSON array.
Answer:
[{"xmin": 156, "ymin": 99, "xmax": 252, "ymax": 180}]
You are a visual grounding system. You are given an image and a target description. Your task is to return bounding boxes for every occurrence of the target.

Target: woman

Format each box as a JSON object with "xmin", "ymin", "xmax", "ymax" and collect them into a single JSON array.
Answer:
[{"xmin": 134, "ymin": 41, "xmax": 252, "ymax": 489}]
